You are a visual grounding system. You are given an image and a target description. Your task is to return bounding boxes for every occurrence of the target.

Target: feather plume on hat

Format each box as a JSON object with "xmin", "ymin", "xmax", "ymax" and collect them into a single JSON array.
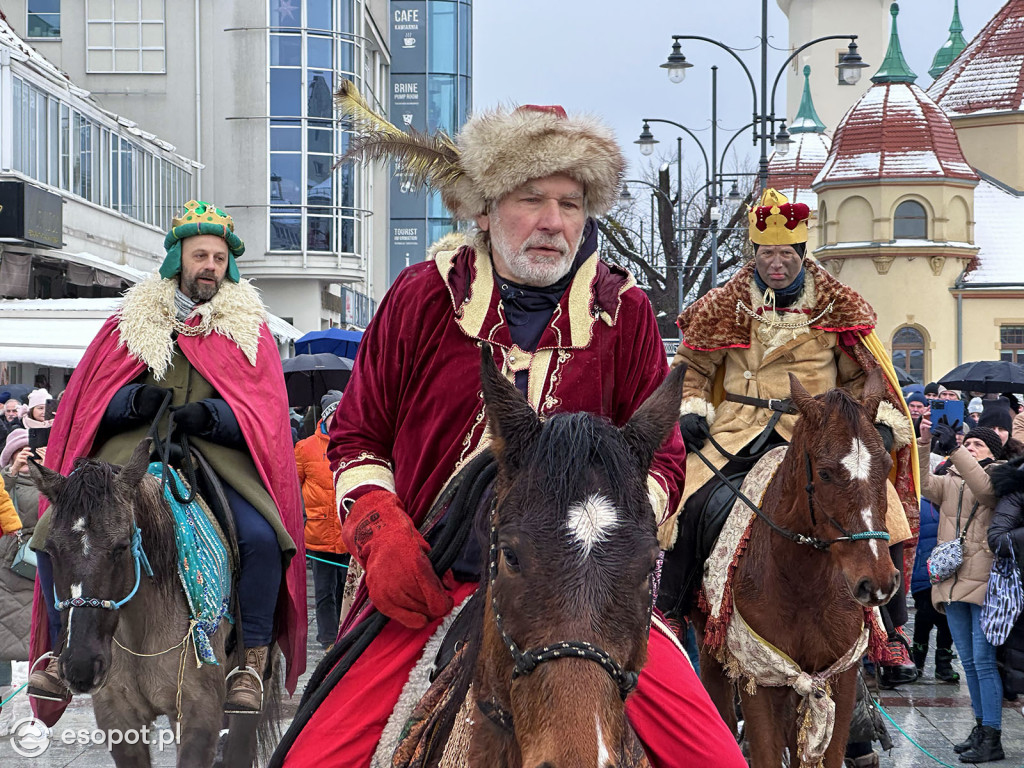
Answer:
[{"xmin": 334, "ymin": 81, "xmax": 625, "ymax": 220}]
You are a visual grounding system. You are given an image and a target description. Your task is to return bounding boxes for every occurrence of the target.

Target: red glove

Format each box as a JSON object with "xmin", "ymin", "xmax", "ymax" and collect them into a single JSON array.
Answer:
[{"xmin": 342, "ymin": 489, "xmax": 453, "ymax": 628}]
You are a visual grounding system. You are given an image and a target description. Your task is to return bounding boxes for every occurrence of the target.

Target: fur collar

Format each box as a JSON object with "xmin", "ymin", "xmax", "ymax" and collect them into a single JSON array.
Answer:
[
  {"xmin": 991, "ymin": 454, "xmax": 1024, "ymax": 499},
  {"xmin": 676, "ymin": 261, "xmax": 877, "ymax": 351},
  {"xmin": 116, "ymin": 274, "xmax": 267, "ymax": 380}
]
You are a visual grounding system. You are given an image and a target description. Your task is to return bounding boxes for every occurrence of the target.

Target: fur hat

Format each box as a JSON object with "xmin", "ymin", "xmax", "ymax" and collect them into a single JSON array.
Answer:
[
  {"xmin": 334, "ymin": 82, "xmax": 625, "ymax": 220},
  {"xmin": 965, "ymin": 426, "xmax": 1004, "ymax": 460},
  {"xmin": 320, "ymin": 390, "xmax": 343, "ymax": 422},
  {"xmin": 1, "ymin": 428, "xmax": 27, "ymax": 469},
  {"xmin": 978, "ymin": 397, "xmax": 1014, "ymax": 433}
]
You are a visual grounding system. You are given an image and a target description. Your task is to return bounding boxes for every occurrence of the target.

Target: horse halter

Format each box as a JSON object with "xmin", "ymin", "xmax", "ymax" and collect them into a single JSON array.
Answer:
[
  {"xmin": 54, "ymin": 524, "xmax": 154, "ymax": 611},
  {"xmin": 486, "ymin": 512, "xmax": 641, "ymax": 702}
]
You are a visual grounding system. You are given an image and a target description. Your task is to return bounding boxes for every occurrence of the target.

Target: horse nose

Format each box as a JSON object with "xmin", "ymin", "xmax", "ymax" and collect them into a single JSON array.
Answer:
[
  {"xmin": 854, "ymin": 578, "xmax": 874, "ymax": 604},
  {"xmin": 61, "ymin": 654, "xmax": 106, "ymax": 693}
]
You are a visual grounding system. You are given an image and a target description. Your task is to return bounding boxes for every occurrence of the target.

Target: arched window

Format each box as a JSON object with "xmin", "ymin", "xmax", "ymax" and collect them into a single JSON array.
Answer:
[
  {"xmin": 894, "ymin": 200, "xmax": 927, "ymax": 239},
  {"xmin": 892, "ymin": 326, "xmax": 926, "ymax": 384}
]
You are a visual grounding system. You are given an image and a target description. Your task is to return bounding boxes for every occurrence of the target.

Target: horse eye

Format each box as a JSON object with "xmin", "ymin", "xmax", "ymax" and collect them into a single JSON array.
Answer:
[
  {"xmin": 818, "ymin": 469, "xmax": 831, "ymax": 482},
  {"xmin": 500, "ymin": 546, "xmax": 521, "ymax": 573}
]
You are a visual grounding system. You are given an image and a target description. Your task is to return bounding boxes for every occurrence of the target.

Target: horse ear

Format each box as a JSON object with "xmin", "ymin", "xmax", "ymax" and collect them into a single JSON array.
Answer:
[
  {"xmin": 116, "ymin": 438, "xmax": 152, "ymax": 492},
  {"xmin": 621, "ymin": 363, "xmax": 687, "ymax": 470},
  {"xmin": 480, "ymin": 345, "xmax": 541, "ymax": 470},
  {"xmin": 860, "ymin": 367, "xmax": 887, "ymax": 418},
  {"xmin": 27, "ymin": 459, "xmax": 66, "ymax": 503},
  {"xmin": 788, "ymin": 372, "xmax": 821, "ymax": 418}
]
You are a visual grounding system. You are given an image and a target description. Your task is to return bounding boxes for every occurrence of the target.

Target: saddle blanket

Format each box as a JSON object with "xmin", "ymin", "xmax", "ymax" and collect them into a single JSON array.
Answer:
[{"xmin": 147, "ymin": 463, "xmax": 231, "ymax": 665}]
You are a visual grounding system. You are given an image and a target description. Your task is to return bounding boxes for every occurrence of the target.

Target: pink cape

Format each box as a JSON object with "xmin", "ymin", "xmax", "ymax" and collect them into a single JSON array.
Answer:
[{"xmin": 29, "ymin": 314, "xmax": 307, "ymax": 725}]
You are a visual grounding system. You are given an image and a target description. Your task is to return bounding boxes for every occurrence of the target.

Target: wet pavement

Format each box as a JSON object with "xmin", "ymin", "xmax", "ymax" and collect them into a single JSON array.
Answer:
[{"xmin": 1, "ymin": 574, "xmax": 1022, "ymax": 766}]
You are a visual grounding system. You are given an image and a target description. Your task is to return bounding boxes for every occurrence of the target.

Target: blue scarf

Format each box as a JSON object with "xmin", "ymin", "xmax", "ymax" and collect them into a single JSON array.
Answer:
[{"xmin": 753, "ymin": 264, "xmax": 806, "ymax": 308}]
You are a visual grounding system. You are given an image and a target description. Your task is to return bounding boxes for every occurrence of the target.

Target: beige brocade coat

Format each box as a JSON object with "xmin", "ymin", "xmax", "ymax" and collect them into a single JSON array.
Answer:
[{"xmin": 671, "ymin": 281, "xmax": 911, "ymax": 544}]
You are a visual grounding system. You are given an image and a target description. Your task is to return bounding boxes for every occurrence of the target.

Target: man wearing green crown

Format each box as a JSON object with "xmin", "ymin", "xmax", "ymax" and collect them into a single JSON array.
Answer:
[{"xmin": 27, "ymin": 201, "xmax": 307, "ymax": 724}]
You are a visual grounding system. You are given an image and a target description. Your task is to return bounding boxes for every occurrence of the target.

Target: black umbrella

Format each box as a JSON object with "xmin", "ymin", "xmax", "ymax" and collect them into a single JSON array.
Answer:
[
  {"xmin": 282, "ymin": 353, "xmax": 354, "ymax": 408},
  {"xmin": 938, "ymin": 360, "xmax": 1024, "ymax": 394},
  {"xmin": 892, "ymin": 365, "xmax": 914, "ymax": 387}
]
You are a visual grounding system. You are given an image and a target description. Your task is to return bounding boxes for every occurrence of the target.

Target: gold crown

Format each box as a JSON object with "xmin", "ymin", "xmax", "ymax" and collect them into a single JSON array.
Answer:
[
  {"xmin": 747, "ymin": 189, "xmax": 810, "ymax": 246},
  {"xmin": 171, "ymin": 200, "xmax": 235, "ymax": 232}
]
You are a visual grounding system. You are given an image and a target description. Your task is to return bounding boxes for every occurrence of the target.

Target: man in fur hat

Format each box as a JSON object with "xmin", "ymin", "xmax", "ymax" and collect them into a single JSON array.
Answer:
[
  {"xmin": 661, "ymin": 188, "xmax": 920, "ymax": 691},
  {"xmin": 27, "ymin": 201, "xmax": 305, "ymax": 722},
  {"xmin": 278, "ymin": 92, "xmax": 744, "ymax": 766}
]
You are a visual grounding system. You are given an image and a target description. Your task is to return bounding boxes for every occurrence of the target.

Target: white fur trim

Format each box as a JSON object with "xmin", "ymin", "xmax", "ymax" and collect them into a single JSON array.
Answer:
[
  {"xmin": 370, "ymin": 592, "xmax": 475, "ymax": 767},
  {"xmin": 116, "ymin": 274, "xmax": 266, "ymax": 380},
  {"xmin": 875, "ymin": 400, "xmax": 913, "ymax": 451},
  {"xmin": 679, "ymin": 397, "xmax": 716, "ymax": 425}
]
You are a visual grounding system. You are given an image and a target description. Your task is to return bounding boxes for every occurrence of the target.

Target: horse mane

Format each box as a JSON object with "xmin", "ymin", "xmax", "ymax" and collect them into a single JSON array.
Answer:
[
  {"xmin": 527, "ymin": 412, "xmax": 644, "ymax": 522},
  {"xmin": 52, "ymin": 457, "xmax": 179, "ymax": 589}
]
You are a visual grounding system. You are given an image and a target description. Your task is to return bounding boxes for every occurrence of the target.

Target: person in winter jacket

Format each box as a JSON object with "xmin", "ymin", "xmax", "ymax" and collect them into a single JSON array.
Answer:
[
  {"xmin": 988, "ymin": 455, "xmax": 1024, "ymax": 707},
  {"xmin": 295, "ymin": 391, "xmax": 348, "ymax": 649},
  {"xmin": 919, "ymin": 418, "xmax": 1006, "ymax": 763},
  {"xmin": 0, "ymin": 432, "xmax": 25, "ymax": 736},
  {"xmin": 910, "ymin": 494, "xmax": 959, "ymax": 683}
]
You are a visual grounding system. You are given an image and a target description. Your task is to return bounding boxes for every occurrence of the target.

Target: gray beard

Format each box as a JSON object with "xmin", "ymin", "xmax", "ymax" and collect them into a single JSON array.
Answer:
[{"xmin": 489, "ymin": 222, "xmax": 582, "ymax": 287}]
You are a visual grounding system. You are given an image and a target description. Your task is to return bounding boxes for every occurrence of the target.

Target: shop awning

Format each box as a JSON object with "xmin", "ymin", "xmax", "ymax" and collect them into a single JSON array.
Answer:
[{"xmin": 0, "ymin": 298, "xmax": 303, "ymax": 368}]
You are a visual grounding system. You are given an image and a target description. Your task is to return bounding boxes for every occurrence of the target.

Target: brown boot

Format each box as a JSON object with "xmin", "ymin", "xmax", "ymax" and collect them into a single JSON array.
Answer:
[
  {"xmin": 224, "ymin": 646, "xmax": 269, "ymax": 714},
  {"xmin": 27, "ymin": 655, "xmax": 71, "ymax": 702}
]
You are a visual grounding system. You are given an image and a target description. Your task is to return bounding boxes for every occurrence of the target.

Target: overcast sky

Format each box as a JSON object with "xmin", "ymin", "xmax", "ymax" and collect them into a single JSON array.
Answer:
[{"xmin": 473, "ymin": 0, "xmax": 1007, "ymax": 182}]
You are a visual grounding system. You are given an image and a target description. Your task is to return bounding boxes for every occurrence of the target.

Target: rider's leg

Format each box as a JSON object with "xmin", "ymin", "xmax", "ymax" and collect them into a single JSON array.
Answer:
[
  {"xmin": 35, "ymin": 551, "xmax": 62, "ymax": 648},
  {"xmin": 224, "ymin": 483, "xmax": 282, "ymax": 648},
  {"xmin": 223, "ymin": 482, "xmax": 282, "ymax": 712},
  {"xmin": 27, "ymin": 551, "xmax": 70, "ymax": 700},
  {"xmin": 626, "ymin": 621, "xmax": 746, "ymax": 768},
  {"xmin": 282, "ymin": 580, "xmax": 477, "ymax": 768}
]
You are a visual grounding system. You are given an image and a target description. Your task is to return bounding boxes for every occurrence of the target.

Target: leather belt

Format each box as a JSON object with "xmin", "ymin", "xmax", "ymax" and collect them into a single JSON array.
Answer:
[{"xmin": 725, "ymin": 392, "xmax": 798, "ymax": 415}]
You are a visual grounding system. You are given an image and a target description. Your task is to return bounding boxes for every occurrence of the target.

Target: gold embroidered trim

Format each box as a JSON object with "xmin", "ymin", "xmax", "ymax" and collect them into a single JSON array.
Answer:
[
  {"xmin": 335, "ymin": 452, "xmax": 392, "ymax": 473},
  {"xmin": 526, "ymin": 349, "xmax": 556, "ymax": 412},
  {"xmin": 336, "ymin": 463, "xmax": 397, "ymax": 499},
  {"xmin": 566, "ymin": 255, "xmax": 600, "ymax": 346},
  {"xmin": 647, "ymin": 473, "xmax": 669, "ymax": 526},
  {"xmin": 505, "ymin": 344, "xmax": 532, "ymax": 373}
]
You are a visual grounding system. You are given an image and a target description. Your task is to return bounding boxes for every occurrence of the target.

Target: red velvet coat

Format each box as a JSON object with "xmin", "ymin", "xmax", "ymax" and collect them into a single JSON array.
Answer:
[{"xmin": 328, "ymin": 239, "xmax": 685, "ymax": 628}]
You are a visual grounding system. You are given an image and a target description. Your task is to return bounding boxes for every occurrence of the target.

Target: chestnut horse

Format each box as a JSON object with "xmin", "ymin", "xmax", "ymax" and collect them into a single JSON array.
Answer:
[
  {"xmin": 695, "ymin": 370, "xmax": 900, "ymax": 768},
  {"xmin": 461, "ymin": 349, "xmax": 685, "ymax": 767}
]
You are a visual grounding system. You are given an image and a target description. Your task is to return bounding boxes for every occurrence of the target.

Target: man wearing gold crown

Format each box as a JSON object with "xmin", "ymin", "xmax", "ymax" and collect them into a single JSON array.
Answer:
[
  {"xmin": 26, "ymin": 201, "xmax": 306, "ymax": 722},
  {"xmin": 659, "ymin": 188, "xmax": 921, "ymax": 688},
  {"xmin": 275, "ymin": 87, "xmax": 745, "ymax": 767}
]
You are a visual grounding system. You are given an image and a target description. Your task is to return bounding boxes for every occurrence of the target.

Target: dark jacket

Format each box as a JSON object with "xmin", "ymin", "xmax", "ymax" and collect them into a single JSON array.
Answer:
[
  {"xmin": 911, "ymin": 497, "xmax": 942, "ymax": 594},
  {"xmin": 988, "ymin": 455, "xmax": 1024, "ymax": 696}
]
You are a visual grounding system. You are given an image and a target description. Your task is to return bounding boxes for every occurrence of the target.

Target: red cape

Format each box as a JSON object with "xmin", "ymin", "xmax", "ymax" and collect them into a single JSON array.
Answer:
[{"xmin": 30, "ymin": 314, "xmax": 306, "ymax": 724}]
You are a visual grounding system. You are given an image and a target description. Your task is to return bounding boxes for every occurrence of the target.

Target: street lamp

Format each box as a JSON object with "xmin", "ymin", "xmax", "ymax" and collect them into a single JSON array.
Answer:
[
  {"xmin": 664, "ymin": 0, "xmax": 868, "ymax": 191},
  {"xmin": 837, "ymin": 40, "xmax": 870, "ymax": 85},
  {"xmin": 635, "ymin": 122, "xmax": 658, "ymax": 157},
  {"xmin": 773, "ymin": 121, "xmax": 792, "ymax": 157},
  {"xmin": 660, "ymin": 39, "xmax": 693, "ymax": 83}
]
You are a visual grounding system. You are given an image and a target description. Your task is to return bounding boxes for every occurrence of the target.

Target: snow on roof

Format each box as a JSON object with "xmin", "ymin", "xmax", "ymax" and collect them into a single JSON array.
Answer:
[
  {"xmin": 0, "ymin": 15, "xmax": 69, "ymax": 88},
  {"xmin": 964, "ymin": 178, "xmax": 1024, "ymax": 285},
  {"xmin": 815, "ymin": 82, "xmax": 978, "ymax": 187},
  {"xmin": 768, "ymin": 132, "xmax": 831, "ymax": 206},
  {"xmin": 927, "ymin": 0, "xmax": 1024, "ymax": 116}
]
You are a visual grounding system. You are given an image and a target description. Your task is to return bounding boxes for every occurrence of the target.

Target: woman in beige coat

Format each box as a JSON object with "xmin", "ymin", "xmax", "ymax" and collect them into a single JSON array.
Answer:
[{"xmin": 918, "ymin": 418, "xmax": 1005, "ymax": 763}]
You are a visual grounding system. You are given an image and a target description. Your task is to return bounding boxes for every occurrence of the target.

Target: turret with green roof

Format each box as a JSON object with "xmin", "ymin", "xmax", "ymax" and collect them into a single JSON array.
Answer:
[
  {"xmin": 929, "ymin": 0, "xmax": 967, "ymax": 80},
  {"xmin": 790, "ymin": 65, "xmax": 826, "ymax": 134},
  {"xmin": 872, "ymin": 3, "xmax": 917, "ymax": 85}
]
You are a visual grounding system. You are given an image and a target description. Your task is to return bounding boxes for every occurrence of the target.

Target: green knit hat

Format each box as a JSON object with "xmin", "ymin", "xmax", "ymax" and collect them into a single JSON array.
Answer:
[{"xmin": 161, "ymin": 200, "xmax": 245, "ymax": 282}]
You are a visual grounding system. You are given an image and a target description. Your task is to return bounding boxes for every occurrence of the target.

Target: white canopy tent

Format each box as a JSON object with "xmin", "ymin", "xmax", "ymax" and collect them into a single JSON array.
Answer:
[{"xmin": 0, "ymin": 298, "xmax": 303, "ymax": 368}]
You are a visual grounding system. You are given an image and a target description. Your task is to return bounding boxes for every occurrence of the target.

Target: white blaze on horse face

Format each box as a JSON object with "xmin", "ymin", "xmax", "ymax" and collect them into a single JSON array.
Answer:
[
  {"xmin": 73, "ymin": 517, "xmax": 90, "ymax": 555},
  {"xmin": 841, "ymin": 438, "xmax": 872, "ymax": 482},
  {"xmin": 859, "ymin": 508, "xmax": 883, "ymax": 558},
  {"xmin": 71, "ymin": 583, "xmax": 82, "ymax": 599},
  {"xmin": 595, "ymin": 713, "xmax": 612, "ymax": 768},
  {"xmin": 567, "ymin": 494, "xmax": 619, "ymax": 557}
]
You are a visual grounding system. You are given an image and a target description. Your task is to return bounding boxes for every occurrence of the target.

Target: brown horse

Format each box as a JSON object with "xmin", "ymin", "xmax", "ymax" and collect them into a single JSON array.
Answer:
[
  {"xmin": 463, "ymin": 350, "xmax": 685, "ymax": 768},
  {"xmin": 695, "ymin": 370, "xmax": 900, "ymax": 768},
  {"xmin": 30, "ymin": 440, "xmax": 279, "ymax": 768}
]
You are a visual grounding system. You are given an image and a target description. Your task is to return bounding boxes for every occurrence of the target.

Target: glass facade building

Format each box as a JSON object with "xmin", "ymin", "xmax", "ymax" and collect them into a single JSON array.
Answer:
[
  {"xmin": 387, "ymin": 0, "xmax": 471, "ymax": 284},
  {"xmin": 268, "ymin": 0, "xmax": 381, "ymax": 264}
]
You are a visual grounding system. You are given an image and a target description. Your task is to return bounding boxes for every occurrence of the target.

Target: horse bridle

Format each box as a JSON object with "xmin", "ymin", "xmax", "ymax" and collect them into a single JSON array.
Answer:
[
  {"xmin": 485, "ymin": 509, "xmax": 642, "ymax": 709},
  {"xmin": 53, "ymin": 523, "xmax": 154, "ymax": 612},
  {"xmin": 691, "ymin": 446, "xmax": 890, "ymax": 552}
]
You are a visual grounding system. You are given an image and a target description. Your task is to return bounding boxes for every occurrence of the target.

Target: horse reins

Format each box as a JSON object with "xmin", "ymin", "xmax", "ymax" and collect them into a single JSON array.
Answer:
[
  {"xmin": 53, "ymin": 524, "xmax": 154, "ymax": 612},
  {"xmin": 689, "ymin": 444, "xmax": 889, "ymax": 552},
  {"xmin": 485, "ymin": 508, "xmax": 642, "ymax": 704}
]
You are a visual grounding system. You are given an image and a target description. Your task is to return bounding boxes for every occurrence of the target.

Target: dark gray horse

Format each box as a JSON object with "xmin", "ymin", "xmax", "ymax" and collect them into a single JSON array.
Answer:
[{"xmin": 31, "ymin": 439, "xmax": 279, "ymax": 767}]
